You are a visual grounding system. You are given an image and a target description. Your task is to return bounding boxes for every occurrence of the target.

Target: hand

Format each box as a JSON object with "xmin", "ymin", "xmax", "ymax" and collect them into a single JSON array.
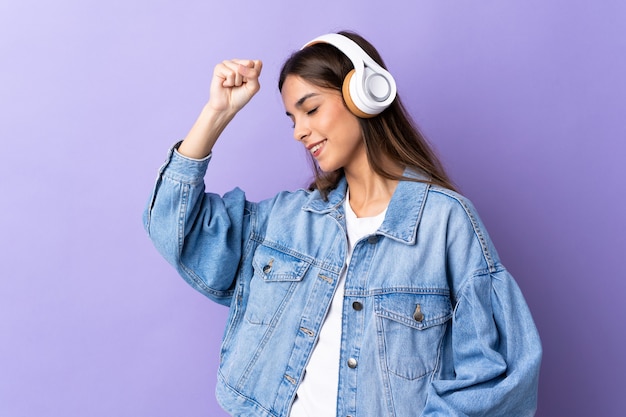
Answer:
[
  {"xmin": 207, "ymin": 59, "xmax": 263, "ymax": 114},
  {"xmin": 177, "ymin": 59, "xmax": 263, "ymax": 159}
]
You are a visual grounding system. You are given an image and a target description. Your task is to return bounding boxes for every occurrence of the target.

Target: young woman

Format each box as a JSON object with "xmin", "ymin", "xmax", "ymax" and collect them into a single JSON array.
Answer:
[{"xmin": 144, "ymin": 31, "xmax": 542, "ymax": 417}]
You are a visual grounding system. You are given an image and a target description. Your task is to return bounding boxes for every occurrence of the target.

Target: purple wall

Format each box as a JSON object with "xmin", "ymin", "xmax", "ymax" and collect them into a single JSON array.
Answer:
[{"xmin": 1, "ymin": 1, "xmax": 624, "ymax": 416}]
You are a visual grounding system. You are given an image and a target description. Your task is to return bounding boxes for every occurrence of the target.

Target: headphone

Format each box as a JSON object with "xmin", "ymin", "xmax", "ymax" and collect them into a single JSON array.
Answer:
[{"xmin": 302, "ymin": 33, "xmax": 397, "ymax": 118}]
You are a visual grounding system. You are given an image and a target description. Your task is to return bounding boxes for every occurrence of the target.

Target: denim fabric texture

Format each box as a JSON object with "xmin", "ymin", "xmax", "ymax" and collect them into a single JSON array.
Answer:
[{"xmin": 143, "ymin": 144, "xmax": 542, "ymax": 417}]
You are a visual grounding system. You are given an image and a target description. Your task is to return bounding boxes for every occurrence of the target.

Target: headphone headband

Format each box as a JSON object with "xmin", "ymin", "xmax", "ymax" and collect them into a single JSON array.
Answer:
[{"xmin": 302, "ymin": 33, "xmax": 397, "ymax": 118}]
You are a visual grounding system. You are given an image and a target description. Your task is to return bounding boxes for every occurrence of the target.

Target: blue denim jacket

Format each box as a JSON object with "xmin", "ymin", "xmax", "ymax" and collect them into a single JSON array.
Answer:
[{"xmin": 143, "ymin": 145, "xmax": 542, "ymax": 417}]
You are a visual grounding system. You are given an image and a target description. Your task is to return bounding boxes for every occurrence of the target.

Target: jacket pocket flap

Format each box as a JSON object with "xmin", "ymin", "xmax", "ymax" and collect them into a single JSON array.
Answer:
[
  {"xmin": 375, "ymin": 292, "xmax": 452, "ymax": 330},
  {"xmin": 252, "ymin": 245, "xmax": 310, "ymax": 282}
]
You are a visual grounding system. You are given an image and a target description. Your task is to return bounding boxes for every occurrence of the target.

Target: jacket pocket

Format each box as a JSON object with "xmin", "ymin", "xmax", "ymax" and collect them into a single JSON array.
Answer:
[
  {"xmin": 245, "ymin": 244, "xmax": 310, "ymax": 325},
  {"xmin": 375, "ymin": 291, "xmax": 452, "ymax": 380}
]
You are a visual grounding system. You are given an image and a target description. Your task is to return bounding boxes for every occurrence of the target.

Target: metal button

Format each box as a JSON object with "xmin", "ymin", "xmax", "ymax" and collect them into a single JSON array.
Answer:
[
  {"xmin": 300, "ymin": 327, "xmax": 315, "ymax": 337},
  {"xmin": 262, "ymin": 259, "xmax": 274, "ymax": 274},
  {"xmin": 347, "ymin": 358, "xmax": 358, "ymax": 368},
  {"xmin": 352, "ymin": 301, "xmax": 363, "ymax": 311},
  {"xmin": 367, "ymin": 235, "xmax": 379, "ymax": 244},
  {"xmin": 413, "ymin": 304, "xmax": 424, "ymax": 322}
]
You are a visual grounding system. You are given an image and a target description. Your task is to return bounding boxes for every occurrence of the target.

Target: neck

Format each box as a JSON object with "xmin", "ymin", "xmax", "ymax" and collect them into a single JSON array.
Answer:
[{"xmin": 344, "ymin": 164, "xmax": 400, "ymax": 218}]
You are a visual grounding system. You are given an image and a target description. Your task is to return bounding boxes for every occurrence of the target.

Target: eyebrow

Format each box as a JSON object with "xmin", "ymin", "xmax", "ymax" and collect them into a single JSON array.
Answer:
[
  {"xmin": 285, "ymin": 93, "xmax": 319, "ymax": 116},
  {"xmin": 296, "ymin": 93, "xmax": 319, "ymax": 108}
]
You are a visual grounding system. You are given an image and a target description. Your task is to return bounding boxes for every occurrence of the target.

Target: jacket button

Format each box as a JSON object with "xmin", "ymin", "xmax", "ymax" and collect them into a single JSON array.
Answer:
[
  {"xmin": 347, "ymin": 358, "xmax": 358, "ymax": 368},
  {"xmin": 262, "ymin": 259, "xmax": 274, "ymax": 274},
  {"xmin": 367, "ymin": 235, "xmax": 379, "ymax": 244},
  {"xmin": 352, "ymin": 301, "xmax": 363, "ymax": 311},
  {"xmin": 413, "ymin": 304, "xmax": 424, "ymax": 322}
]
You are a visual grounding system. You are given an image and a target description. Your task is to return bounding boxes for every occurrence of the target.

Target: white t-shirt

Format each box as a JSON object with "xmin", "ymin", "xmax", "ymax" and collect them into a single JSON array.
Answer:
[{"xmin": 290, "ymin": 192, "xmax": 387, "ymax": 416}]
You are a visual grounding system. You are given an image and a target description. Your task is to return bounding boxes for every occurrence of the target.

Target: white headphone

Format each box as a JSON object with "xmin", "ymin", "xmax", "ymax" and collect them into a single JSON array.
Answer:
[{"xmin": 302, "ymin": 33, "xmax": 397, "ymax": 118}]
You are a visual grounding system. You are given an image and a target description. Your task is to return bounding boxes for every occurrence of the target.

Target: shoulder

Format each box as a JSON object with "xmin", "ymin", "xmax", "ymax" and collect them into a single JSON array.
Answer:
[
  {"xmin": 427, "ymin": 185, "xmax": 476, "ymax": 212},
  {"xmin": 256, "ymin": 187, "xmax": 316, "ymax": 211},
  {"xmin": 249, "ymin": 187, "xmax": 323, "ymax": 227},
  {"xmin": 424, "ymin": 185, "xmax": 485, "ymax": 229},
  {"xmin": 414, "ymin": 185, "xmax": 483, "ymax": 233},
  {"xmin": 423, "ymin": 185, "xmax": 502, "ymax": 272}
]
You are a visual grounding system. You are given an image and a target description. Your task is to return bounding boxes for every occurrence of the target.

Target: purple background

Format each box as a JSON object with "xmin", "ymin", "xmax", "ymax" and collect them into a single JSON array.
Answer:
[{"xmin": 1, "ymin": 1, "xmax": 625, "ymax": 416}]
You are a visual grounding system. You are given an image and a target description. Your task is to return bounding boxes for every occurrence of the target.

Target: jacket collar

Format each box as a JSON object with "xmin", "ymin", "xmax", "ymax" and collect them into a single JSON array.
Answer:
[{"xmin": 302, "ymin": 169, "xmax": 430, "ymax": 245}]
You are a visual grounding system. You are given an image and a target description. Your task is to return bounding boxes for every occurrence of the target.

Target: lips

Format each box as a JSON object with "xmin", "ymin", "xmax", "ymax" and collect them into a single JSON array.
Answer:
[{"xmin": 307, "ymin": 139, "xmax": 327, "ymax": 157}]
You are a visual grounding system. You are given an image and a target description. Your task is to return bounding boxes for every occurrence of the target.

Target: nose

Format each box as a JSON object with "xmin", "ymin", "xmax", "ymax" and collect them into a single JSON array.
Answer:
[{"xmin": 293, "ymin": 118, "xmax": 311, "ymax": 142}]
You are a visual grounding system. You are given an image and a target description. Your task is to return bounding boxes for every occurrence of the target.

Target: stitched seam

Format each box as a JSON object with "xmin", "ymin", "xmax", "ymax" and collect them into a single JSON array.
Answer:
[{"xmin": 430, "ymin": 187, "xmax": 496, "ymax": 273}]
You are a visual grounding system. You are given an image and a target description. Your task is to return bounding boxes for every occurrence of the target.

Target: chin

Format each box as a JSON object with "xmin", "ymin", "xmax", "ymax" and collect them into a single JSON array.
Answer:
[{"xmin": 317, "ymin": 163, "xmax": 339, "ymax": 173}]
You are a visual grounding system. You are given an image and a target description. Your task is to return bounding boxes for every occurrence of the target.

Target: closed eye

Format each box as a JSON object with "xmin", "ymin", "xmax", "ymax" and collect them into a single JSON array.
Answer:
[{"xmin": 286, "ymin": 107, "xmax": 318, "ymax": 128}]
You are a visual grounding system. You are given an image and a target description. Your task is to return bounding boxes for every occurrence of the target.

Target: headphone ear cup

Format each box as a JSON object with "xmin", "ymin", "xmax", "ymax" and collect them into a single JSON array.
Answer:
[
  {"xmin": 342, "ymin": 69, "xmax": 375, "ymax": 119},
  {"xmin": 363, "ymin": 69, "xmax": 392, "ymax": 102}
]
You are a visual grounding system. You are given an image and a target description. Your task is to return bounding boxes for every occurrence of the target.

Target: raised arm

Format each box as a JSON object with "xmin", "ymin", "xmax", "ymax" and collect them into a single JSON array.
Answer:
[
  {"xmin": 143, "ymin": 59, "xmax": 262, "ymax": 304},
  {"xmin": 178, "ymin": 59, "xmax": 263, "ymax": 159}
]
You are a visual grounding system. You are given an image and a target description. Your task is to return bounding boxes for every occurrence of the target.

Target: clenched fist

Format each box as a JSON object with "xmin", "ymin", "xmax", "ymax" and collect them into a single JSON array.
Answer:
[{"xmin": 208, "ymin": 59, "xmax": 263, "ymax": 114}]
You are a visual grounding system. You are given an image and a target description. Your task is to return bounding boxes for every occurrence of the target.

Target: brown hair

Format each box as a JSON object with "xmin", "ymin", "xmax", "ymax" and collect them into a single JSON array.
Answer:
[{"xmin": 278, "ymin": 30, "xmax": 457, "ymax": 198}]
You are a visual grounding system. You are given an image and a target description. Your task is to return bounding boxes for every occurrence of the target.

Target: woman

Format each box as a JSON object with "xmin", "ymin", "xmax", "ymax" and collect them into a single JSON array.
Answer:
[{"xmin": 144, "ymin": 31, "xmax": 542, "ymax": 417}]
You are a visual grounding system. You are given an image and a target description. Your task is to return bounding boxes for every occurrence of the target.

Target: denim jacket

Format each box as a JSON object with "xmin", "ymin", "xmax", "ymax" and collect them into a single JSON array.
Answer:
[{"xmin": 143, "ymin": 145, "xmax": 542, "ymax": 417}]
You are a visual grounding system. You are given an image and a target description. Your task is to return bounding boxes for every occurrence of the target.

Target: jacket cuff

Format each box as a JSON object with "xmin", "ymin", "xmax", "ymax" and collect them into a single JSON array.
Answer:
[{"xmin": 159, "ymin": 141, "xmax": 212, "ymax": 184}]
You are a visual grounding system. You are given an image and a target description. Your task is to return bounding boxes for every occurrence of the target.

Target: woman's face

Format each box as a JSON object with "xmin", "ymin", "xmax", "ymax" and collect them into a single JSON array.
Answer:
[{"xmin": 281, "ymin": 75, "xmax": 366, "ymax": 174}]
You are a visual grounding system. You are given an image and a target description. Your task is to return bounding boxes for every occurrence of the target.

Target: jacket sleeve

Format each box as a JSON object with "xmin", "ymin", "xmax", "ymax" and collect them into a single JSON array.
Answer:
[
  {"xmin": 142, "ymin": 144, "xmax": 250, "ymax": 306},
  {"xmin": 422, "ymin": 268, "xmax": 542, "ymax": 416}
]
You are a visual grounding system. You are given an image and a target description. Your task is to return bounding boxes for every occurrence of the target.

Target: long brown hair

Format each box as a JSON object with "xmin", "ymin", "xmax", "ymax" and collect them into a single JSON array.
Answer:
[{"xmin": 278, "ymin": 30, "xmax": 457, "ymax": 198}]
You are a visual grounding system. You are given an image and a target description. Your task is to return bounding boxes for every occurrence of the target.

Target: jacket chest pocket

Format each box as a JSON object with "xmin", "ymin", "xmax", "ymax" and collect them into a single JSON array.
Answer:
[
  {"xmin": 245, "ymin": 244, "xmax": 310, "ymax": 325},
  {"xmin": 375, "ymin": 292, "xmax": 452, "ymax": 380}
]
